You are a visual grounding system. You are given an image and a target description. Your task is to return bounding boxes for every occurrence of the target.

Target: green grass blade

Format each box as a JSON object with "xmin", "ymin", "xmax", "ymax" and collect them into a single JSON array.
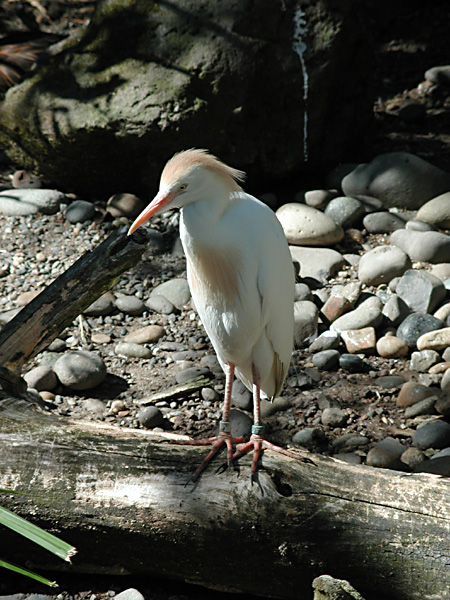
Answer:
[
  {"xmin": 0, "ymin": 559, "xmax": 58, "ymax": 587},
  {"xmin": 0, "ymin": 506, "xmax": 77, "ymax": 562}
]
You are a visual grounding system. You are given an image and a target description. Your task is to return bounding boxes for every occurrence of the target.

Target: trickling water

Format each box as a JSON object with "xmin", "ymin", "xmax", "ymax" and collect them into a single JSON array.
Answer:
[{"xmin": 292, "ymin": 8, "xmax": 309, "ymax": 162}]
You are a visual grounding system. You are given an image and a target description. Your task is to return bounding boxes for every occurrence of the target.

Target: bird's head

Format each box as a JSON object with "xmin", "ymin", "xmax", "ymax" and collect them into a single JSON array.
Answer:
[{"xmin": 128, "ymin": 149, "xmax": 245, "ymax": 235}]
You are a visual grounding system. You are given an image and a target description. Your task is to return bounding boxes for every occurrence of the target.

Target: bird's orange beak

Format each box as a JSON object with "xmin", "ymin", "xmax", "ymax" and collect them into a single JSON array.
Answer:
[{"xmin": 128, "ymin": 190, "xmax": 177, "ymax": 235}]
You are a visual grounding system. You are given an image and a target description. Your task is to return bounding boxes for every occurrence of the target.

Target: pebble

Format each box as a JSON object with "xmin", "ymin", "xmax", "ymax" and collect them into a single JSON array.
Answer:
[
  {"xmin": 312, "ymin": 349, "xmax": 340, "ymax": 370},
  {"xmin": 341, "ymin": 151, "xmax": 450, "ymax": 209},
  {"xmin": 115, "ymin": 341, "xmax": 152, "ymax": 358},
  {"xmin": 358, "ymin": 245, "xmax": 411, "ymax": 285},
  {"xmin": 332, "ymin": 433, "xmax": 369, "ymax": 452},
  {"xmin": 231, "ymin": 379, "xmax": 252, "ymax": 410},
  {"xmin": 304, "ymin": 189, "xmax": 337, "ymax": 209},
  {"xmin": 110, "ymin": 399, "xmax": 127, "ymax": 414},
  {"xmin": 410, "ymin": 349, "xmax": 441, "ymax": 372},
  {"xmin": 440, "ymin": 368, "xmax": 450, "ymax": 392},
  {"xmin": 381, "ymin": 294, "xmax": 410, "ymax": 326},
  {"xmin": 414, "ymin": 456, "xmax": 450, "ymax": 476},
  {"xmin": 292, "ymin": 427, "xmax": 320, "ymax": 446},
  {"xmin": 260, "ymin": 396, "xmax": 290, "ymax": 418},
  {"xmin": 0, "ymin": 188, "xmax": 65, "ymax": 215},
  {"xmin": 83, "ymin": 292, "xmax": 115, "ymax": 316},
  {"xmin": 390, "ymin": 229, "xmax": 450, "ymax": 263},
  {"xmin": 138, "ymin": 406, "xmax": 164, "ymax": 429},
  {"xmin": 413, "ymin": 419, "xmax": 450, "ymax": 450},
  {"xmin": 396, "ymin": 313, "xmax": 444, "ymax": 348},
  {"xmin": 375, "ymin": 375, "xmax": 404, "ymax": 389},
  {"xmin": 321, "ymin": 406, "xmax": 347, "ymax": 428},
  {"xmin": 376, "ymin": 334, "xmax": 408, "ymax": 358},
  {"xmin": 363, "ymin": 211, "xmax": 406, "ymax": 233},
  {"xmin": 47, "ymin": 338, "xmax": 67, "ymax": 352},
  {"xmin": 416, "ymin": 191, "xmax": 450, "ymax": 228},
  {"xmin": 53, "ymin": 351, "xmax": 107, "ymax": 390},
  {"xmin": 396, "ymin": 381, "xmax": 438, "ymax": 407},
  {"xmin": 115, "ymin": 295, "xmax": 146, "ymax": 315},
  {"xmin": 333, "ymin": 452, "xmax": 361, "ymax": 465},
  {"xmin": 91, "ymin": 332, "xmax": 111, "ymax": 344},
  {"xmin": 290, "ymin": 246, "xmax": 345, "ymax": 283},
  {"xmin": 293, "ymin": 300, "xmax": 318, "ymax": 347},
  {"xmin": 339, "ymin": 353, "xmax": 365, "ymax": 372},
  {"xmin": 400, "ymin": 447, "xmax": 426, "ymax": 470},
  {"xmin": 434, "ymin": 300, "xmax": 450, "ymax": 320},
  {"xmin": 404, "ymin": 396, "xmax": 437, "ymax": 418},
  {"xmin": 321, "ymin": 294, "xmax": 353, "ymax": 323},
  {"xmin": 417, "ymin": 327, "xmax": 450, "ymax": 351},
  {"xmin": 24, "ymin": 365, "xmax": 57, "ymax": 391},
  {"xmin": 395, "ymin": 269, "xmax": 446, "ymax": 314},
  {"xmin": 309, "ymin": 330, "xmax": 341, "ymax": 352},
  {"xmin": 341, "ymin": 327, "xmax": 376, "ymax": 354},
  {"xmin": 436, "ymin": 395, "xmax": 450, "ymax": 418},
  {"xmin": 114, "ymin": 589, "xmax": 145, "ymax": 600},
  {"xmin": 366, "ymin": 446, "xmax": 404, "ymax": 470},
  {"xmin": 294, "ymin": 282, "xmax": 312, "ymax": 301},
  {"xmin": 276, "ymin": 203, "xmax": 344, "ymax": 246},
  {"xmin": 215, "ymin": 408, "xmax": 252, "ymax": 439},
  {"xmin": 150, "ymin": 278, "xmax": 191, "ymax": 309},
  {"xmin": 106, "ymin": 193, "xmax": 146, "ymax": 218},
  {"xmin": 323, "ymin": 196, "xmax": 365, "ymax": 228},
  {"xmin": 331, "ymin": 296, "xmax": 382, "ymax": 333},
  {"xmin": 17, "ymin": 289, "xmax": 40, "ymax": 306},
  {"xmin": 175, "ymin": 366, "xmax": 211, "ymax": 385},
  {"xmin": 405, "ymin": 219, "xmax": 435, "ymax": 232},
  {"xmin": 12, "ymin": 169, "xmax": 42, "ymax": 188},
  {"xmin": 83, "ymin": 398, "xmax": 107, "ymax": 418},
  {"xmin": 425, "ymin": 65, "xmax": 450, "ymax": 85},
  {"xmin": 124, "ymin": 325, "xmax": 165, "ymax": 344},
  {"xmin": 65, "ymin": 200, "xmax": 96, "ymax": 223},
  {"xmin": 429, "ymin": 361, "xmax": 450, "ymax": 374},
  {"xmin": 145, "ymin": 294, "xmax": 175, "ymax": 314}
]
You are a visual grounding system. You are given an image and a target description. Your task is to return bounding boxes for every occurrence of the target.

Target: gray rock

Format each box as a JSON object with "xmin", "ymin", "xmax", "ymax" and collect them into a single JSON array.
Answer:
[
  {"xmin": 390, "ymin": 229, "xmax": 450, "ymax": 263},
  {"xmin": 410, "ymin": 349, "xmax": 441, "ymax": 372},
  {"xmin": 339, "ymin": 353, "xmax": 365, "ymax": 372},
  {"xmin": 138, "ymin": 406, "xmax": 164, "ymax": 429},
  {"xmin": 12, "ymin": 169, "xmax": 42, "ymax": 189},
  {"xmin": 342, "ymin": 152, "xmax": 450, "ymax": 209},
  {"xmin": 396, "ymin": 270, "xmax": 446, "ymax": 314},
  {"xmin": 53, "ymin": 351, "xmax": 107, "ymax": 390},
  {"xmin": 106, "ymin": 193, "xmax": 146, "ymax": 218},
  {"xmin": 260, "ymin": 396, "xmax": 290, "ymax": 418},
  {"xmin": 312, "ymin": 575, "xmax": 365, "ymax": 600},
  {"xmin": 175, "ymin": 366, "xmax": 211, "ymax": 385},
  {"xmin": 405, "ymin": 219, "xmax": 435, "ymax": 232},
  {"xmin": 417, "ymin": 327, "xmax": 450, "ymax": 352},
  {"xmin": 24, "ymin": 365, "xmax": 57, "ymax": 392},
  {"xmin": 431, "ymin": 264, "xmax": 450, "ymax": 282},
  {"xmin": 0, "ymin": 188, "xmax": 64, "ymax": 214},
  {"xmin": 416, "ymin": 191, "xmax": 450, "ymax": 228},
  {"xmin": 231, "ymin": 379, "xmax": 252, "ymax": 410},
  {"xmin": 321, "ymin": 406, "xmax": 347, "ymax": 428},
  {"xmin": 382, "ymin": 294, "xmax": 410, "ymax": 326},
  {"xmin": 363, "ymin": 211, "xmax": 405, "ymax": 233},
  {"xmin": 145, "ymin": 294, "xmax": 175, "ymax": 314},
  {"xmin": 396, "ymin": 313, "xmax": 444, "ymax": 348},
  {"xmin": 115, "ymin": 295, "xmax": 146, "ymax": 315},
  {"xmin": 115, "ymin": 341, "xmax": 152, "ymax": 358},
  {"xmin": 413, "ymin": 420, "xmax": 450, "ymax": 450},
  {"xmin": 323, "ymin": 196, "xmax": 365, "ymax": 228},
  {"xmin": 114, "ymin": 590, "xmax": 145, "ymax": 600},
  {"xmin": 294, "ymin": 283, "xmax": 312, "ymax": 301},
  {"xmin": 124, "ymin": 325, "xmax": 165, "ymax": 344},
  {"xmin": 414, "ymin": 456, "xmax": 450, "ymax": 476},
  {"xmin": 290, "ymin": 246, "xmax": 345, "ymax": 283},
  {"xmin": 309, "ymin": 330, "xmax": 341, "ymax": 352},
  {"xmin": 404, "ymin": 397, "xmax": 437, "ymax": 418},
  {"xmin": 214, "ymin": 409, "xmax": 252, "ymax": 439},
  {"xmin": 425, "ymin": 65, "xmax": 450, "ymax": 84},
  {"xmin": 83, "ymin": 292, "xmax": 115, "ymax": 316},
  {"xmin": 401, "ymin": 447, "xmax": 426, "ymax": 470},
  {"xmin": 333, "ymin": 452, "xmax": 362, "ymax": 465},
  {"xmin": 312, "ymin": 349, "xmax": 340, "ymax": 370},
  {"xmin": 294, "ymin": 300, "xmax": 318, "ymax": 347},
  {"xmin": 375, "ymin": 375, "xmax": 404, "ymax": 389},
  {"xmin": 304, "ymin": 189, "xmax": 338, "ymax": 210},
  {"xmin": 276, "ymin": 203, "xmax": 344, "ymax": 246},
  {"xmin": 366, "ymin": 437, "xmax": 405, "ymax": 470},
  {"xmin": 358, "ymin": 245, "xmax": 411, "ymax": 286},
  {"xmin": 65, "ymin": 200, "xmax": 96, "ymax": 223},
  {"xmin": 396, "ymin": 381, "xmax": 438, "ymax": 408},
  {"xmin": 150, "ymin": 278, "xmax": 191, "ymax": 309},
  {"xmin": 0, "ymin": 196, "xmax": 39, "ymax": 215},
  {"xmin": 292, "ymin": 427, "xmax": 320, "ymax": 446},
  {"xmin": 331, "ymin": 296, "xmax": 383, "ymax": 333}
]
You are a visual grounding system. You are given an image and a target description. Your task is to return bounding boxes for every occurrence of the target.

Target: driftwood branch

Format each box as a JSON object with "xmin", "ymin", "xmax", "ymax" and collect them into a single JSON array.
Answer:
[
  {"xmin": 0, "ymin": 228, "xmax": 150, "ymax": 372},
  {"xmin": 0, "ymin": 398, "xmax": 449, "ymax": 600}
]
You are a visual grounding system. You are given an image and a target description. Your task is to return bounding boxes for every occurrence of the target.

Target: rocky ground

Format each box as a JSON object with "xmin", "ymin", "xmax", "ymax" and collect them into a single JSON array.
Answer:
[{"xmin": 2, "ymin": 1, "xmax": 450, "ymax": 600}]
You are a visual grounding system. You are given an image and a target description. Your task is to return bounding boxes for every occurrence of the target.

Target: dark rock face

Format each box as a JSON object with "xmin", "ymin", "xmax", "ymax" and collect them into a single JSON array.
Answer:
[{"xmin": 0, "ymin": 0, "xmax": 372, "ymax": 197}]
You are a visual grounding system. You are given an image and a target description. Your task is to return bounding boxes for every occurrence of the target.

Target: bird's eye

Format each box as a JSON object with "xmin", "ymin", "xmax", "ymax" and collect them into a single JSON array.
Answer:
[{"xmin": 179, "ymin": 183, "xmax": 187, "ymax": 191}]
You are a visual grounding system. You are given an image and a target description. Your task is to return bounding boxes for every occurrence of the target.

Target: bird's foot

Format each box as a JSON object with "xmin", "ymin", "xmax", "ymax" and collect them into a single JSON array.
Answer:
[
  {"xmin": 165, "ymin": 421, "xmax": 244, "ymax": 484},
  {"xmin": 231, "ymin": 425, "xmax": 314, "ymax": 484}
]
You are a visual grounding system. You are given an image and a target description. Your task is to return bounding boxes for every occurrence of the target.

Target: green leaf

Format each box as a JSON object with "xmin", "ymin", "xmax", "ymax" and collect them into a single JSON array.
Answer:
[
  {"xmin": 0, "ymin": 505, "xmax": 77, "ymax": 562},
  {"xmin": 0, "ymin": 559, "xmax": 58, "ymax": 587}
]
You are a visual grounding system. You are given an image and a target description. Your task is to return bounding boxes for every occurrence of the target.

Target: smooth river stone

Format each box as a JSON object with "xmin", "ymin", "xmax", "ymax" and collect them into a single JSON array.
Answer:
[{"xmin": 276, "ymin": 203, "xmax": 344, "ymax": 246}]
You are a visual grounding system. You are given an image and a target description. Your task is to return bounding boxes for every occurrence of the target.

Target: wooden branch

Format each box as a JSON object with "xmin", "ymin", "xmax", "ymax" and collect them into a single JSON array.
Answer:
[
  {"xmin": 1, "ymin": 398, "xmax": 449, "ymax": 600},
  {"xmin": 0, "ymin": 229, "xmax": 150, "ymax": 372}
]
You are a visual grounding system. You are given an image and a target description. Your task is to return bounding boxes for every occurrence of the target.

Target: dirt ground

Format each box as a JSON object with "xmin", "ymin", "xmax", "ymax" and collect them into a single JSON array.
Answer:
[{"xmin": 1, "ymin": 1, "xmax": 450, "ymax": 598}]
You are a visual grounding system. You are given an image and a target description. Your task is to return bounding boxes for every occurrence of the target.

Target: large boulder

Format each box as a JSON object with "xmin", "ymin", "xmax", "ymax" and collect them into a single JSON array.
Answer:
[{"xmin": 0, "ymin": 0, "xmax": 372, "ymax": 198}]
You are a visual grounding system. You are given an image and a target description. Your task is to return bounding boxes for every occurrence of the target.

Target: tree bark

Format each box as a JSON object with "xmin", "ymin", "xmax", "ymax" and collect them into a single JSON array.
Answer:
[
  {"xmin": 0, "ymin": 228, "xmax": 150, "ymax": 372},
  {"xmin": 0, "ymin": 398, "xmax": 449, "ymax": 600}
]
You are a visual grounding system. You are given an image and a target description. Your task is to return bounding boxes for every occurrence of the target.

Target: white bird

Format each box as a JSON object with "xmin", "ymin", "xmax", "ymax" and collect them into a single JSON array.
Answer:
[{"xmin": 129, "ymin": 149, "xmax": 302, "ymax": 482}]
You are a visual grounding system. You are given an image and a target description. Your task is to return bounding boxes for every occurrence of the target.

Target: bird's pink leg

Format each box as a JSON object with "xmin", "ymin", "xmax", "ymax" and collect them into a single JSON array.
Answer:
[{"xmin": 166, "ymin": 362, "xmax": 244, "ymax": 483}]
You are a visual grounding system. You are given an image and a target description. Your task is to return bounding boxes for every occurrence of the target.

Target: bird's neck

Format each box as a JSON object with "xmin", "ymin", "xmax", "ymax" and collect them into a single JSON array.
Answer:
[{"xmin": 181, "ymin": 184, "xmax": 238, "ymax": 240}]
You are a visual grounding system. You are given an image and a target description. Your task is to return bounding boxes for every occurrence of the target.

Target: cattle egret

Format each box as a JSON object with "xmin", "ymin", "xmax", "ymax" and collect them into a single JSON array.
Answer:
[{"xmin": 129, "ymin": 149, "xmax": 303, "ymax": 482}]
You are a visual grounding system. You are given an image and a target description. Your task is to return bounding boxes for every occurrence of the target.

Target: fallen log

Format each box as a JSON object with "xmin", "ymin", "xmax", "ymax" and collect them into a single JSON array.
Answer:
[
  {"xmin": 0, "ymin": 228, "xmax": 150, "ymax": 371},
  {"xmin": 0, "ymin": 398, "xmax": 449, "ymax": 600}
]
